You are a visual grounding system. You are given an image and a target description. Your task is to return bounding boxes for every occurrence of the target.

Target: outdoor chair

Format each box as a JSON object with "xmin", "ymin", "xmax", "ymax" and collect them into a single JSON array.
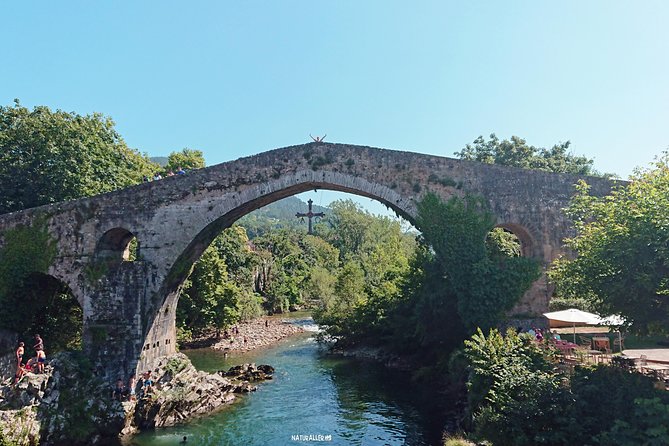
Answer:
[
  {"xmin": 578, "ymin": 336, "xmax": 592, "ymax": 349},
  {"xmin": 613, "ymin": 336, "xmax": 625, "ymax": 353},
  {"xmin": 592, "ymin": 337, "xmax": 612, "ymax": 356}
]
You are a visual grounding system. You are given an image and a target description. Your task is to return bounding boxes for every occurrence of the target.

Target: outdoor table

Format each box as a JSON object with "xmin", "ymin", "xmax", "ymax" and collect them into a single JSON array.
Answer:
[
  {"xmin": 587, "ymin": 350, "xmax": 604, "ymax": 364},
  {"xmin": 554, "ymin": 340, "xmax": 578, "ymax": 355}
]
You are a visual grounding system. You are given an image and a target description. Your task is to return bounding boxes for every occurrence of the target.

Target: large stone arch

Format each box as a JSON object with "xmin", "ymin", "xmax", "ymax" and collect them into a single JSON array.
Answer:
[
  {"xmin": 0, "ymin": 142, "xmax": 622, "ymax": 379},
  {"xmin": 137, "ymin": 171, "xmax": 418, "ymax": 372}
]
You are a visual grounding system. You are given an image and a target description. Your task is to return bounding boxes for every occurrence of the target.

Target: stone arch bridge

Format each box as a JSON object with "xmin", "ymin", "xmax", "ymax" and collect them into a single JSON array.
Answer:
[{"xmin": 0, "ymin": 142, "xmax": 616, "ymax": 379}]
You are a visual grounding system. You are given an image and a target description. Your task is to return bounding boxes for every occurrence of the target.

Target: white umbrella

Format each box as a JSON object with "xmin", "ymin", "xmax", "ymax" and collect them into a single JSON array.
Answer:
[
  {"xmin": 543, "ymin": 308, "xmax": 602, "ymax": 342},
  {"xmin": 596, "ymin": 314, "xmax": 625, "ymax": 326}
]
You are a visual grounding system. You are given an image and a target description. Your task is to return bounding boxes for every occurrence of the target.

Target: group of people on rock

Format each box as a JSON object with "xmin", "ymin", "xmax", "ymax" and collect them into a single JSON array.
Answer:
[
  {"xmin": 143, "ymin": 167, "xmax": 187, "ymax": 183},
  {"xmin": 14, "ymin": 334, "xmax": 47, "ymax": 384},
  {"xmin": 112, "ymin": 370, "xmax": 156, "ymax": 402}
]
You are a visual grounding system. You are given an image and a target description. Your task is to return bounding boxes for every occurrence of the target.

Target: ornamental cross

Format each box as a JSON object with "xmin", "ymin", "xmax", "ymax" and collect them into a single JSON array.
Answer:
[{"xmin": 295, "ymin": 199, "xmax": 324, "ymax": 235}]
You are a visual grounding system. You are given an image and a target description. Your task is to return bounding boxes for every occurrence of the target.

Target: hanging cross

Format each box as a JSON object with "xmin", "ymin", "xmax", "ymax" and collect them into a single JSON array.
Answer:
[{"xmin": 295, "ymin": 199, "xmax": 324, "ymax": 235}]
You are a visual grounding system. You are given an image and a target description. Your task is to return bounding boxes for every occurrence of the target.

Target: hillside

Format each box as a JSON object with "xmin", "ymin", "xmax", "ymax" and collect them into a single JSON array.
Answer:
[{"xmin": 238, "ymin": 196, "xmax": 328, "ymax": 237}]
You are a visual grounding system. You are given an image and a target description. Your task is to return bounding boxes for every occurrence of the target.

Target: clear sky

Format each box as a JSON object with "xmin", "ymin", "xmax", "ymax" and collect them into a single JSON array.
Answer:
[{"xmin": 2, "ymin": 1, "xmax": 668, "ymax": 215}]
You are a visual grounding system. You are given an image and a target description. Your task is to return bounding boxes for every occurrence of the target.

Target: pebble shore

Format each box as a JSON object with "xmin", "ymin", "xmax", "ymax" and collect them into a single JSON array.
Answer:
[{"xmin": 209, "ymin": 317, "xmax": 305, "ymax": 353}]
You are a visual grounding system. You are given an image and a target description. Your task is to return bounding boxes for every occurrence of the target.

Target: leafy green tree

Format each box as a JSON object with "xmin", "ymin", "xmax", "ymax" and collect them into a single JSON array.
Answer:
[
  {"xmin": 486, "ymin": 227, "xmax": 521, "ymax": 259},
  {"xmin": 177, "ymin": 245, "xmax": 241, "ymax": 336},
  {"xmin": 214, "ymin": 225, "xmax": 258, "ymax": 286},
  {"xmin": 166, "ymin": 148, "xmax": 205, "ymax": 172},
  {"xmin": 0, "ymin": 100, "xmax": 157, "ymax": 214},
  {"xmin": 313, "ymin": 200, "xmax": 415, "ymax": 341},
  {"xmin": 549, "ymin": 154, "xmax": 669, "ymax": 334},
  {"xmin": 314, "ymin": 261, "xmax": 366, "ymax": 339},
  {"xmin": 302, "ymin": 266, "xmax": 337, "ymax": 306},
  {"xmin": 594, "ymin": 398, "xmax": 669, "ymax": 445},
  {"xmin": 318, "ymin": 200, "xmax": 371, "ymax": 258},
  {"xmin": 455, "ymin": 134, "xmax": 600, "ymax": 176},
  {"xmin": 253, "ymin": 229, "xmax": 310, "ymax": 313}
]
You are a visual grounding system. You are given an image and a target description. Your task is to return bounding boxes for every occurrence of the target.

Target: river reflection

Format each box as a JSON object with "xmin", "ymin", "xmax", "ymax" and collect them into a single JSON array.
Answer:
[{"xmin": 128, "ymin": 325, "xmax": 440, "ymax": 446}]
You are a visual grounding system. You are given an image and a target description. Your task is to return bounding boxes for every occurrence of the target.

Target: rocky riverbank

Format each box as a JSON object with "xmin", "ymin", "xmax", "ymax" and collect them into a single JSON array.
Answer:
[
  {"xmin": 124, "ymin": 354, "xmax": 274, "ymax": 434},
  {"xmin": 0, "ymin": 352, "xmax": 274, "ymax": 445},
  {"xmin": 183, "ymin": 316, "xmax": 305, "ymax": 354},
  {"xmin": 0, "ymin": 353, "xmax": 126, "ymax": 446},
  {"xmin": 330, "ymin": 344, "xmax": 414, "ymax": 371}
]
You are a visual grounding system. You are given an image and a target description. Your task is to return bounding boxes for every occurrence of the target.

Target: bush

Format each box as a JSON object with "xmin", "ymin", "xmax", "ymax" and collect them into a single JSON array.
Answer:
[
  {"xmin": 443, "ymin": 436, "xmax": 475, "ymax": 446},
  {"xmin": 463, "ymin": 329, "xmax": 669, "ymax": 445},
  {"xmin": 464, "ymin": 328, "xmax": 571, "ymax": 445},
  {"xmin": 594, "ymin": 397, "xmax": 669, "ymax": 445}
]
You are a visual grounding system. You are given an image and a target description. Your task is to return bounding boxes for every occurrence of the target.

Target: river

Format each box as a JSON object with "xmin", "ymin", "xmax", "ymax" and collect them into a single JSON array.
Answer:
[{"xmin": 128, "ymin": 317, "xmax": 442, "ymax": 446}]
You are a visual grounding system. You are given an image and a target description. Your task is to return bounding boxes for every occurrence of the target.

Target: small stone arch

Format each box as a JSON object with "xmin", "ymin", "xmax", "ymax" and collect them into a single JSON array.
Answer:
[
  {"xmin": 493, "ymin": 223, "xmax": 536, "ymax": 258},
  {"xmin": 18, "ymin": 272, "xmax": 83, "ymax": 352},
  {"xmin": 95, "ymin": 227, "xmax": 139, "ymax": 262}
]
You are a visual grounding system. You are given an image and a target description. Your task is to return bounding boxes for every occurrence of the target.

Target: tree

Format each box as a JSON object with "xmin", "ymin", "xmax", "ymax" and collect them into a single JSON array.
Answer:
[
  {"xmin": 455, "ymin": 134, "xmax": 600, "ymax": 176},
  {"xmin": 177, "ymin": 245, "xmax": 241, "ymax": 336},
  {"xmin": 166, "ymin": 148, "xmax": 205, "ymax": 172},
  {"xmin": 549, "ymin": 154, "xmax": 669, "ymax": 334},
  {"xmin": 312, "ymin": 199, "xmax": 416, "ymax": 342},
  {"xmin": 0, "ymin": 100, "xmax": 157, "ymax": 214},
  {"xmin": 213, "ymin": 225, "xmax": 257, "ymax": 286},
  {"xmin": 486, "ymin": 227, "xmax": 522, "ymax": 259}
]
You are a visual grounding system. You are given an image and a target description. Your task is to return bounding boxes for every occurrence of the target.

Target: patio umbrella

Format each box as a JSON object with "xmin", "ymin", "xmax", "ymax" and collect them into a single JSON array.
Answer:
[{"xmin": 543, "ymin": 308, "xmax": 602, "ymax": 342}]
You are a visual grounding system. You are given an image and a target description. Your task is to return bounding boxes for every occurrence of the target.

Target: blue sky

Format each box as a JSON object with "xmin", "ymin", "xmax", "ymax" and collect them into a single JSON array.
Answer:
[{"xmin": 2, "ymin": 1, "xmax": 668, "ymax": 215}]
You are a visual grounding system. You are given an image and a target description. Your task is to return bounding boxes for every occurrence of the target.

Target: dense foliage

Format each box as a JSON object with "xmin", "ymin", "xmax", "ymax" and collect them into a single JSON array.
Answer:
[
  {"xmin": 464, "ymin": 328, "xmax": 669, "ymax": 446},
  {"xmin": 455, "ymin": 134, "xmax": 601, "ymax": 176},
  {"xmin": 313, "ymin": 193, "xmax": 541, "ymax": 372},
  {"xmin": 165, "ymin": 148, "xmax": 205, "ymax": 172},
  {"xmin": 0, "ymin": 100, "xmax": 157, "ymax": 214},
  {"xmin": 549, "ymin": 154, "xmax": 669, "ymax": 334},
  {"xmin": 312, "ymin": 200, "xmax": 415, "ymax": 341},
  {"xmin": 413, "ymin": 194, "xmax": 540, "ymax": 331},
  {"xmin": 176, "ymin": 226, "xmax": 261, "ymax": 339}
]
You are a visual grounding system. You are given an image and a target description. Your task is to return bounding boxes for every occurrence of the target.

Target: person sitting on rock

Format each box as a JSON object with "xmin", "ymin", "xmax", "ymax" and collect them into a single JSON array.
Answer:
[
  {"xmin": 25, "ymin": 356, "xmax": 37, "ymax": 373},
  {"xmin": 13, "ymin": 364, "xmax": 26, "ymax": 385},
  {"xmin": 112, "ymin": 378, "xmax": 125, "ymax": 401},
  {"xmin": 142, "ymin": 371, "xmax": 154, "ymax": 397}
]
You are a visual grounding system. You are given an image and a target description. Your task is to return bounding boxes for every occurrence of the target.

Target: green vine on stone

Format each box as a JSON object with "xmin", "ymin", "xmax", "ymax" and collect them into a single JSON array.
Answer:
[{"xmin": 0, "ymin": 218, "xmax": 56, "ymax": 302}]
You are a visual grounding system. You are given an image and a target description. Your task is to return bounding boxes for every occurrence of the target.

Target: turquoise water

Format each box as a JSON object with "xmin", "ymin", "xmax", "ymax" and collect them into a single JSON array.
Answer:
[{"xmin": 128, "ymin": 319, "xmax": 439, "ymax": 446}]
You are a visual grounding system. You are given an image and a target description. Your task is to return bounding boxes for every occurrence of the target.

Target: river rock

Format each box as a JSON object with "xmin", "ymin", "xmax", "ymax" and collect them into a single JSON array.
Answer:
[
  {"xmin": 127, "ymin": 355, "xmax": 275, "ymax": 432},
  {"xmin": 0, "ymin": 354, "xmax": 126, "ymax": 446},
  {"xmin": 0, "ymin": 353, "xmax": 276, "ymax": 444},
  {"xmin": 219, "ymin": 363, "xmax": 274, "ymax": 381}
]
